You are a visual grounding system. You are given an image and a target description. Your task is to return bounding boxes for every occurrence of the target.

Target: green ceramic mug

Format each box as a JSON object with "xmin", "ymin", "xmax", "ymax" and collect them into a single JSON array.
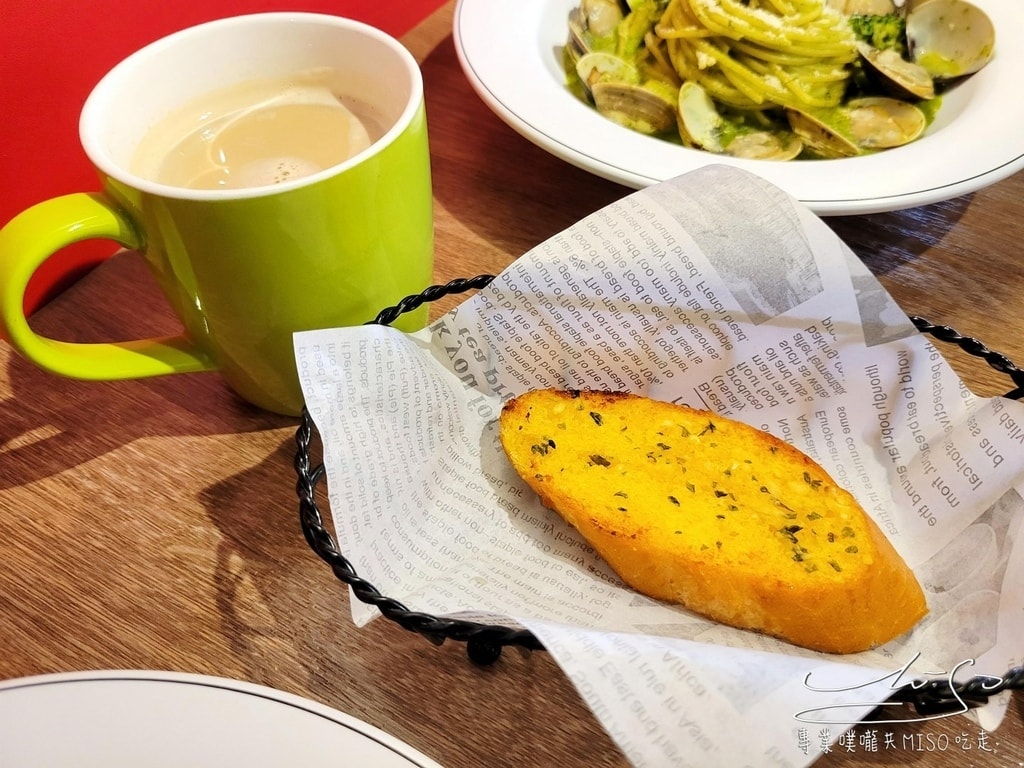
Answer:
[{"xmin": 0, "ymin": 13, "xmax": 433, "ymax": 416}]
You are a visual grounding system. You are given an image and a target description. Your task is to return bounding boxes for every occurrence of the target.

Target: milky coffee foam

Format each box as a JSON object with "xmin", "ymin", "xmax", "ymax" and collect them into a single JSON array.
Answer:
[{"xmin": 131, "ymin": 69, "xmax": 383, "ymax": 190}]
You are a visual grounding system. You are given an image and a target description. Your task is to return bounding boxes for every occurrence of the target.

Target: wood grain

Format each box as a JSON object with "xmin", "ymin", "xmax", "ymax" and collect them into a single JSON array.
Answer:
[{"xmin": 1, "ymin": 3, "xmax": 1020, "ymax": 766}]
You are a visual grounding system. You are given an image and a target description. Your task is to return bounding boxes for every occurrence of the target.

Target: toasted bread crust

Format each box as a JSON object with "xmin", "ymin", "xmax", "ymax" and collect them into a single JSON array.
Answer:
[{"xmin": 499, "ymin": 389, "xmax": 927, "ymax": 653}]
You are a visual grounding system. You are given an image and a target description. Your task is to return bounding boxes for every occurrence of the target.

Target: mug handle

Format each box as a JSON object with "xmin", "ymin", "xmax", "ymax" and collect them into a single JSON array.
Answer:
[{"xmin": 0, "ymin": 192, "xmax": 216, "ymax": 379}]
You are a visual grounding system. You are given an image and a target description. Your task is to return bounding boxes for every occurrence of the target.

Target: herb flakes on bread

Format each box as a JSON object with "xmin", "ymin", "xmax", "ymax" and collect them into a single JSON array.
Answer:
[{"xmin": 498, "ymin": 389, "xmax": 927, "ymax": 654}]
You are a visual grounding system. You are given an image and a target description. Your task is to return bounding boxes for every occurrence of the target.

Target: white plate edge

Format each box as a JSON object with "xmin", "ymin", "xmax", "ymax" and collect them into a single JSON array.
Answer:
[{"xmin": 0, "ymin": 669, "xmax": 446, "ymax": 768}]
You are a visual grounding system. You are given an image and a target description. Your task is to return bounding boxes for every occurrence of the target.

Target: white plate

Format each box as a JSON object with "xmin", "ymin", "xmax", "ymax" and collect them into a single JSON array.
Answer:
[
  {"xmin": 453, "ymin": 0, "xmax": 1024, "ymax": 215},
  {"xmin": 0, "ymin": 670, "xmax": 444, "ymax": 767}
]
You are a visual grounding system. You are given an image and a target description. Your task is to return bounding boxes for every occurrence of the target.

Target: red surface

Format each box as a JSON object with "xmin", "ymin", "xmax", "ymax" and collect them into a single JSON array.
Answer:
[{"xmin": 1, "ymin": 0, "xmax": 446, "ymax": 315}]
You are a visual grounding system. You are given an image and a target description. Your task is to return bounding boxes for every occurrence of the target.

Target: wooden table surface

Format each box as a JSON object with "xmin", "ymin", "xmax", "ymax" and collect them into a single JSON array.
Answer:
[{"xmin": 1, "ymin": 3, "xmax": 1021, "ymax": 766}]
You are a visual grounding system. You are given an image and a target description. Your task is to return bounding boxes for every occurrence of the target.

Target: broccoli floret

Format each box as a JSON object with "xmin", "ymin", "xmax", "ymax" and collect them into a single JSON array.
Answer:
[{"xmin": 849, "ymin": 13, "xmax": 908, "ymax": 55}]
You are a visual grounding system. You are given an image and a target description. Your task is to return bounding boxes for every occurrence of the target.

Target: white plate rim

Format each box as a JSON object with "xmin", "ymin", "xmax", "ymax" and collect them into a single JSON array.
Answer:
[
  {"xmin": 452, "ymin": 0, "xmax": 1024, "ymax": 215},
  {"xmin": 0, "ymin": 669, "xmax": 445, "ymax": 767}
]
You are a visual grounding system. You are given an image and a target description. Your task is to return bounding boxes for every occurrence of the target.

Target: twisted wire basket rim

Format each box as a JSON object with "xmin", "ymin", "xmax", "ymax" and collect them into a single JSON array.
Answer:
[{"xmin": 294, "ymin": 274, "xmax": 1024, "ymax": 711}]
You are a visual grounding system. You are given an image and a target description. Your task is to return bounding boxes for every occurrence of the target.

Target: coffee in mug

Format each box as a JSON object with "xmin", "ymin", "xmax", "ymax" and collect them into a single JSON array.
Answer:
[
  {"xmin": 132, "ymin": 69, "xmax": 383, "ymax": 190},
  {"xmin": 0, "ymin": 13, "xmax": 434, "ymax": 416}
]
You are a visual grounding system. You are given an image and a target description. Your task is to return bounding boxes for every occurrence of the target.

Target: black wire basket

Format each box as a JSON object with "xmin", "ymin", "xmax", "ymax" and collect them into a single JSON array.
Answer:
[{"xmin": 294, "ymin": 274, "xmax": 1024, "ymax": 715}]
